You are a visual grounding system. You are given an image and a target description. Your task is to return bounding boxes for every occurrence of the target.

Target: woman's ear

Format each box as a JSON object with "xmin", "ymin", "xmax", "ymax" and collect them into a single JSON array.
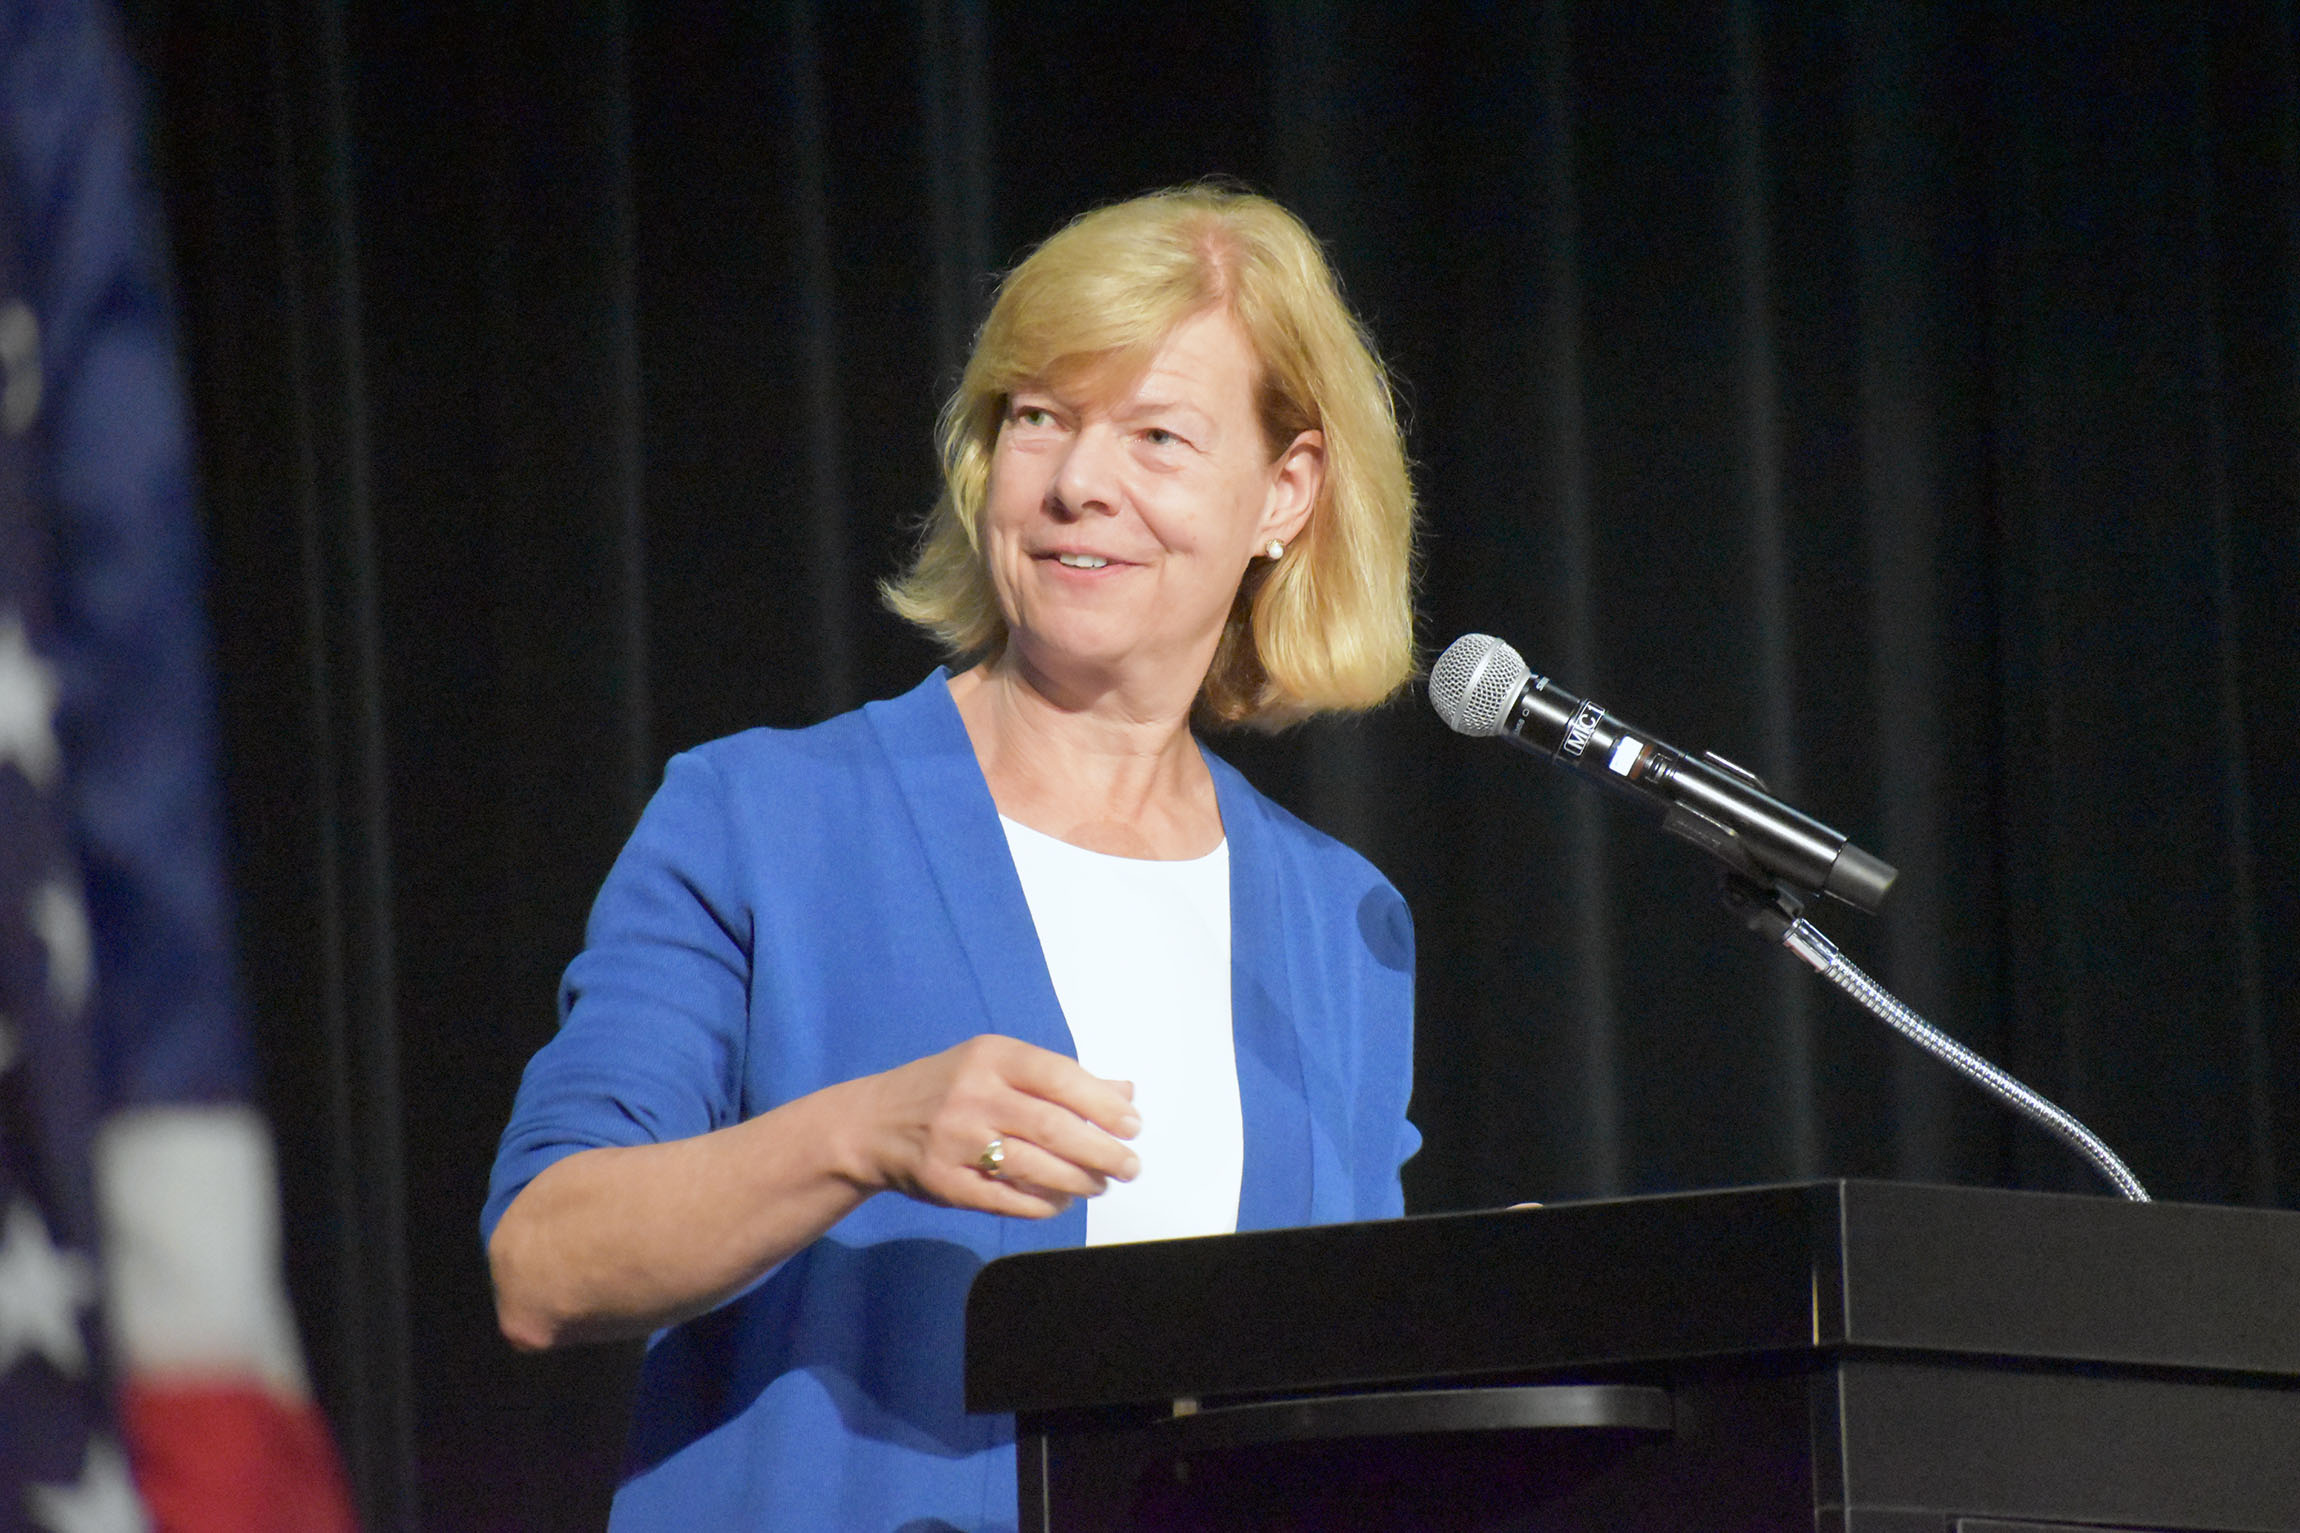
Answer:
[{"xmin": 1262, "ymin": 429, "xmax": 1325, "ymax": 548}]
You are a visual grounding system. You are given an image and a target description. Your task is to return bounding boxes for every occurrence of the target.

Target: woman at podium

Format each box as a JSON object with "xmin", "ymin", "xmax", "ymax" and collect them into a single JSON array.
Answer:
[{"xmin": 481, "ymin": 185, "xmax": 1422, "ymax": 1532}]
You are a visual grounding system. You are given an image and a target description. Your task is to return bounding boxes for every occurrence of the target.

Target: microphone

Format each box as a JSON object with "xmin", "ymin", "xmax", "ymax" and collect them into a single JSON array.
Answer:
[{"xmin": 1429, "ymin": 633, "xmax": 1897, "ymax": 913}]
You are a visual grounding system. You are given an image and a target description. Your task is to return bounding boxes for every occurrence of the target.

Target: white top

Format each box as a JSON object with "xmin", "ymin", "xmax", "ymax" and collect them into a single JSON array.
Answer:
[{"xmin": 999, "ymin": 815, "xmax": 1242, "ymax": 1246}]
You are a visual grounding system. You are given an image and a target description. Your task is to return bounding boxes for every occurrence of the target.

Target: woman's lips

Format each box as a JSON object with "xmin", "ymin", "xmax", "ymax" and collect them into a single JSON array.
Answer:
[{"xmin": 1036, "ymin": 550, "xmax": 1129, "ymax": 571}]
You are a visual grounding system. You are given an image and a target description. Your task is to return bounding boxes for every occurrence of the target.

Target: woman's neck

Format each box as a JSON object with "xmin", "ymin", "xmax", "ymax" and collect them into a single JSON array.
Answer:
[{"xmin": 947, "ymin": 656, "xmax": 1222, "ymax": 860}]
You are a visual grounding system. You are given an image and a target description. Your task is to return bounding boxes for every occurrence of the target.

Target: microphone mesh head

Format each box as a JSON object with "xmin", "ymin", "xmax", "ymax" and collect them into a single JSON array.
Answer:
[{"xmin": 1428, "ymin": 634, "xmax": 1531, "ymax": 736}]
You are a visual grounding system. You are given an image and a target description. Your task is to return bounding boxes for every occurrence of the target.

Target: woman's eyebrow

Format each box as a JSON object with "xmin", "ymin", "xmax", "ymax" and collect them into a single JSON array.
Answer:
[{"xmin": 1117, "ymin": 393, "xmax": 1217, "ymax": 426}]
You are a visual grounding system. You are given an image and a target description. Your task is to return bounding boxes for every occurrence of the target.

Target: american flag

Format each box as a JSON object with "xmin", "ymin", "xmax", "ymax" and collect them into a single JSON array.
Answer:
[
  {"xmin": 1, "ymin": 152, "xmax": 134, "ymax": 1533},
  {"xmin": 2, "ymin": 3, "xmax": 354, "ymax": 1529}
]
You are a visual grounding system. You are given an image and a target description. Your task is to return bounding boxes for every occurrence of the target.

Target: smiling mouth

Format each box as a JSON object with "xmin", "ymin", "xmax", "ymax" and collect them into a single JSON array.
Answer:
[{"xmin": 1052, "ymin": 553, "xmax": 1110, "ymax": 569}]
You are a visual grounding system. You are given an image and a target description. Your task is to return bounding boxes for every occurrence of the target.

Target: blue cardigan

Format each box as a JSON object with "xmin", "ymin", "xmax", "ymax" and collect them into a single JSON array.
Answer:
[{"xmin": 484, "ymin": 672, "xmax": 1419, "ymax": 1532}]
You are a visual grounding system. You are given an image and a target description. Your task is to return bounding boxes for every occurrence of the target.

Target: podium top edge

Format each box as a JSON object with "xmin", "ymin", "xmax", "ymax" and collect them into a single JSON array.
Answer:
[{"xmin": 964, "ymin": 1179, "xmax": 2300, "ymax": 1417}]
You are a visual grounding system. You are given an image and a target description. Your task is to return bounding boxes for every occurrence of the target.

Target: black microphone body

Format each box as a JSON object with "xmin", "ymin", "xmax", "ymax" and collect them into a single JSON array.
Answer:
[{"xmin": 1433, "ymin": 635, "xmax": 1897, "ymax": 913}]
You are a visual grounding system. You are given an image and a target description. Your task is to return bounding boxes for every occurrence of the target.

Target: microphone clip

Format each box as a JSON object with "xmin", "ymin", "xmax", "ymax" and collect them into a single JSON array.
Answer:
[{"xmin": 1718, "ymin": 870, "xmax": 1805, "ymax": 947}]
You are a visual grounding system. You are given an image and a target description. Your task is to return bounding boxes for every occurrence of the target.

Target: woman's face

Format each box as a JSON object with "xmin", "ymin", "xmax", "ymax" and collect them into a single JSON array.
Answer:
[{"xmin": 981, "ymin": 307, "xmax": 1321, "ymax": 694}]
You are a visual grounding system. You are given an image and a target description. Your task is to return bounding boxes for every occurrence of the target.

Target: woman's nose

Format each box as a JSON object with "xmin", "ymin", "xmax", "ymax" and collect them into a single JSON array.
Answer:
[{"xmin": 1049, "ymin": 424, "xmax": 1124, "ymax": 516}]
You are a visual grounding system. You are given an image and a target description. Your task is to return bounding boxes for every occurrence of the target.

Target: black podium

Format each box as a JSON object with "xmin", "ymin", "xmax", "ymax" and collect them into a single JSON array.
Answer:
[{"xmin": 965, "ymin": 1181, "xmax": 2300, "ymax": 1532}]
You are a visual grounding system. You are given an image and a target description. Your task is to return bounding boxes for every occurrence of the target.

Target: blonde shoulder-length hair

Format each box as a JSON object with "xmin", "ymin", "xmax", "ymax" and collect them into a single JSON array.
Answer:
[{"xmin": 880, "ymin": 185, "xmax": 1417, "ymax": 730}]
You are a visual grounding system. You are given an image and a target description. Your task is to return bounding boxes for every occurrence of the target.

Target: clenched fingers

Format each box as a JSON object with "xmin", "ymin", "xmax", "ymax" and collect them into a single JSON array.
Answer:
[
  {"xmin": 997, "ymin": 1042, "xmax": 1142, "ymax": 1148},
  {"xmin": 863, "ymin": 1035, "xmax": 1140, "ymax": 1217}
]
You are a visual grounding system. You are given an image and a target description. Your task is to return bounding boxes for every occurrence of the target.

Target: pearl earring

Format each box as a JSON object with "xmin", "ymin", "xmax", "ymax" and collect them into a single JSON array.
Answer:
[{"xmin": 1265, "ymin": 540, "xmax": 1286, "ymax": 560}]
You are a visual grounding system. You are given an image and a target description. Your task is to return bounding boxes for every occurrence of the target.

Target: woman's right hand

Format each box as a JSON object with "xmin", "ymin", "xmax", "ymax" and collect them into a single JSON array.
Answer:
[
  {"xmin": 852, "ymin": 1034, "xmax": 1141, "ymax": 1218},
  {"xmin": 492, "ymin": 1034, "xmax": 1139, "ymax": 1349}
]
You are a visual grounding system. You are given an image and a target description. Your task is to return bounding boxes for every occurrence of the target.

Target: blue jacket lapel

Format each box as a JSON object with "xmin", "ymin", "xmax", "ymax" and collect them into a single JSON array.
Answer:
[
  {"xmin": 1208, "ymin": 751, "xmax": 1315, "ymax": 1231},
  {"xmin": 863, "ymin": 671, "xmax": 1086, "ymax": 1252}
]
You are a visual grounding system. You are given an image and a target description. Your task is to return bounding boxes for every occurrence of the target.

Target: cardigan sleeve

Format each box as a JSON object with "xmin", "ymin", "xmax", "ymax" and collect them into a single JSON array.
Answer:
[{"xmin": 482, "ymin": 749, "xmax": 755, "ymax": 1241}]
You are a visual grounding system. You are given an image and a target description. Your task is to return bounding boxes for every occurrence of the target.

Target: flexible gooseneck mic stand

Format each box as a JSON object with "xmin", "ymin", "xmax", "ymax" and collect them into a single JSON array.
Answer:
[
  {"xmin": 1720, "ymin": 874, "xmax": 2150, "ymax": 1203},
  {"xmin": 1427, "ymin": 631, "xmax": 2151, "ymax": 1203}
]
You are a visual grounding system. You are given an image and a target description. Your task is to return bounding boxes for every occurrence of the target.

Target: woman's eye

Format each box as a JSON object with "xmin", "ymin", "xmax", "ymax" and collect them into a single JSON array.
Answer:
[
  {"xmin": 1141, "ymin": 427, "xmax": 1183, "ymax": 449},
  {"xmin": 1010, "ymin": 404, "xmax": 1056, "ymax": 429}
]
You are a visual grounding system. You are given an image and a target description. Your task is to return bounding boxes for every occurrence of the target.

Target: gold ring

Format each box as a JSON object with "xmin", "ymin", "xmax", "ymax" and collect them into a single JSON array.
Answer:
[{"xmin": 974, "ymin": 1137, "xmax": 1007, "ymax": 1178}]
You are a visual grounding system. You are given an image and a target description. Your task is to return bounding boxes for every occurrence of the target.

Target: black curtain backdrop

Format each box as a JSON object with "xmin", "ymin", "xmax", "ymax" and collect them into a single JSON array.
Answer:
[{"xmin": 129, "ymin": 2, "xmax": 2298, "ymax": 1528}]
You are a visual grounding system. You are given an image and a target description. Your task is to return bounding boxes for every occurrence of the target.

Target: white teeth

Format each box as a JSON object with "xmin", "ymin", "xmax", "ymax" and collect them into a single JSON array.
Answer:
[{"xmin": 1055, "ymin": 553, "xmax": 1108, "ymax": 569}]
